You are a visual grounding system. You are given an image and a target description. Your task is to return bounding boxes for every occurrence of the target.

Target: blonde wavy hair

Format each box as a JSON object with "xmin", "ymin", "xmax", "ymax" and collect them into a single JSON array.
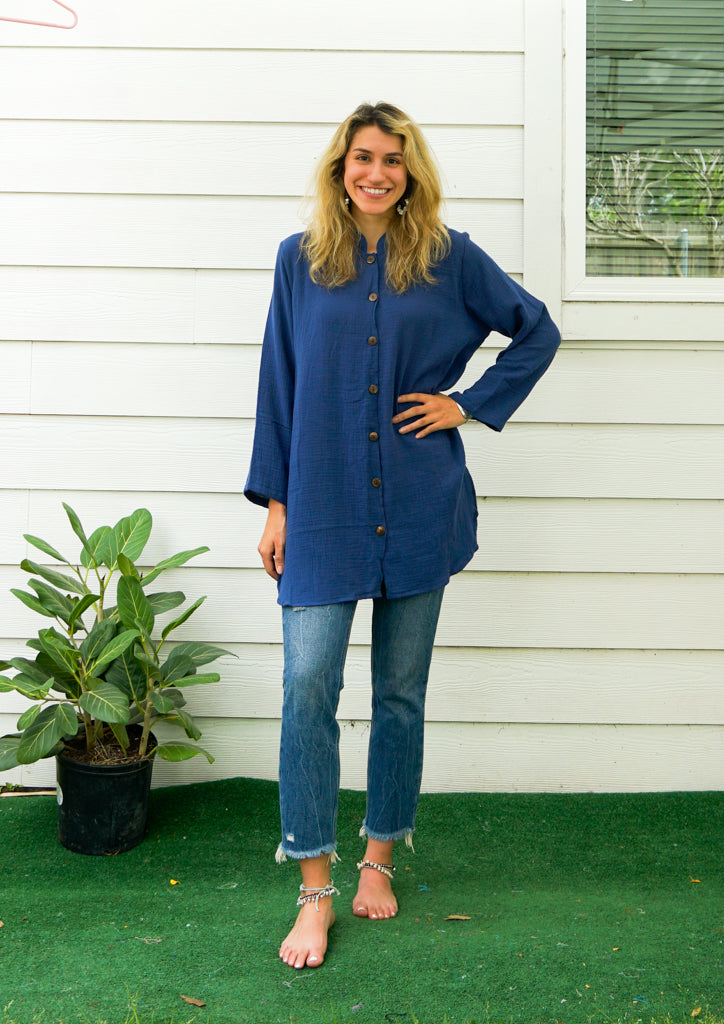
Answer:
[{"xmin": 301, "ymin": 102, "xmax": 450, "ymax": 293}]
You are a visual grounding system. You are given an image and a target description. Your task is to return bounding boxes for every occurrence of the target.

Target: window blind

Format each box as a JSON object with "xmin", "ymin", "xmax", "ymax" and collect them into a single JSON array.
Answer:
[{"xmin": 587, "ymin": 0, "xmax": 724, "ymax": 277}]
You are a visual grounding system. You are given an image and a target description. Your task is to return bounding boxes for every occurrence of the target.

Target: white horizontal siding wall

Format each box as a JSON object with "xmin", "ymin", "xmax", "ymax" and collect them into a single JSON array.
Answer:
[{"xmin": 1, "ymin": 0, "xmax": 721, "ymax": 794}]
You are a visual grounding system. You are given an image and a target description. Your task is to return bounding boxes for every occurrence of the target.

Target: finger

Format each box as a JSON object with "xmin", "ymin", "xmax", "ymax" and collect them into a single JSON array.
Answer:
[
  {"xmin": 259, "ymin": 542, "xmax": 281, "ymax": 580},
  {"xmin": 397, "ymin": 415, "xmax": 431, "ymax": 434},
  {"xmin": 392, "ymin": 405, "xmax": 427, "ymax": 424},
  {"xmin": 412, "ymin": 420, "xmax": 448, "ymax": 438},
  {"xmin": 261, "ymin": 555, "xmax": 278, "ymax": 581},
  {"xmin": 397, "ymin": 393, "xmax": 430, "ymax": 404}
]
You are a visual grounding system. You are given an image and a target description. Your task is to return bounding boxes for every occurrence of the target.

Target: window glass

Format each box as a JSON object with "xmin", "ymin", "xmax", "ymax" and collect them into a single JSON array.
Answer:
[{"xmin": 587, "ymin": 0, "xmax": 724, "ymax": 277}]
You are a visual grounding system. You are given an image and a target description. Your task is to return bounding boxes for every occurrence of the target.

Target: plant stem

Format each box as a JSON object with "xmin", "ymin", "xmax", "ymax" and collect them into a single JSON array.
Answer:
[{"xmin": 139, "ymin": 698, "xmax": 154, "ymax": 759}]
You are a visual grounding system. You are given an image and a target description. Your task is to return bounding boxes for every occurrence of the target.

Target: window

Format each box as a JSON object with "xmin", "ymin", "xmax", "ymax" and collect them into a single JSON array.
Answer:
[{"xmin": 587, "ymin": 0, "xmax": 724, "ymax": 278}]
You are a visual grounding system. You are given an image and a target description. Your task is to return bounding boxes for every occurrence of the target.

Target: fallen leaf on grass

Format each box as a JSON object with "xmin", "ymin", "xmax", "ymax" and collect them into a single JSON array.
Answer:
[
  {"xmin": 691, "ymin": 1009, "xmax": 702, "ymax": 1018},
  {"xmin": 612, "ymin": 947, "xmax": 621, "ymax": 951},
  {"xmin": 180, "ymin": 995, "xmax": 206, "ymax": 1007},
  {"xmin": 690, "ymin": 878, "xmax": 701, "ymax": 884},
  {"xmin": 444, "ymin": 914, "xmax": 472, "ymax": 921},
  {"xmin": 170, "ymin": 879, "xmax": 180, "ymax": 885}
]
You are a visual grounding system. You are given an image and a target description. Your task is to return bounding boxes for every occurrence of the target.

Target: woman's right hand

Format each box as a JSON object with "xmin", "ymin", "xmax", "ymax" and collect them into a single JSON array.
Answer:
[{"xmin": 258, "ymin": 498, "xmax": 287, "ymax": 580}]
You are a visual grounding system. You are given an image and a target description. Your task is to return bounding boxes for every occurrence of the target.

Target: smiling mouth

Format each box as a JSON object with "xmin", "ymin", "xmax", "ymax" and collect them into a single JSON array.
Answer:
[{"xmin": 359, "ymin": 186, "xmax": 391, "ymax": 196}]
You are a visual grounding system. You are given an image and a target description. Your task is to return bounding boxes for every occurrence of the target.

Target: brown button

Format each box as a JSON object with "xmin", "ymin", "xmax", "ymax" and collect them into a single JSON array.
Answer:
[
  {"xmin": 366, "ymin": 254, "xmax": 376, "ymax": 264},
  {"xmin": 369, "ymin": 431, "xmax": 379, "ymax": 441},
  {"xmin": 368, "ymin": 384, "xmax": 378, "ymax": 394},
  {"xmin": 368, "ymin": 292, "xmax": 377, "ymax": 301},
  {"xmin": 376, "ymin": 526, "xmax": 386, "ymax": 536},
  {"xmin": 367, "ymin": 336, "xmax": 378, "ymax": 346},
  {"xmin": 372, "ymin": 478, "xmax": 381, "ymax": 488}
]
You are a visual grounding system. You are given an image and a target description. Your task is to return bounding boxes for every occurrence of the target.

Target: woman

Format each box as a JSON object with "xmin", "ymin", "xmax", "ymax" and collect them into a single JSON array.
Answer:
[{"xmin": 245, "ymin": 102, "xmax": 560, "ymax": 970}]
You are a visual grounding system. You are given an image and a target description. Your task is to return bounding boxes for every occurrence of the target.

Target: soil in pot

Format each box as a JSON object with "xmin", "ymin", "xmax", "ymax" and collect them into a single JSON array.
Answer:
[{"xmin": 56, "ymin": 727, "xmax": 156, "ymax": 855}]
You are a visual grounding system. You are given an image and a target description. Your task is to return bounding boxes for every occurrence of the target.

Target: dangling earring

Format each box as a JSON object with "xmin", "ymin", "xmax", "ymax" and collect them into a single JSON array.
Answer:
[
  {"xmin": 397, "ymin": 196, "xmax": 410, "ymax": 216},
  {"xmin": 344, "ymin": 195, "xmax": 350, "ymax": 209}
]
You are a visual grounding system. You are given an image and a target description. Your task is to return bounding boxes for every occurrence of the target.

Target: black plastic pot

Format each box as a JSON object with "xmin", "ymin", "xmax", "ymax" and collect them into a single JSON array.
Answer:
[{"xmin": 56, "ymin": 743, "xmax": 155, "ymax": 855}]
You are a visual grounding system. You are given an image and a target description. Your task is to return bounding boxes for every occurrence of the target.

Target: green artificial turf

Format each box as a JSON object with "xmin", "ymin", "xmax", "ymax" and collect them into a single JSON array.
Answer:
[{"xmin": 1, "ymin": 779, "xmax": 722, "ymax": 1024}]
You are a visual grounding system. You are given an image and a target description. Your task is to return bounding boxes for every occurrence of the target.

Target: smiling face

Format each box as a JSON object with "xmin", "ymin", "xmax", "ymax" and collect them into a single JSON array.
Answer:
[{"xmin": 343, "ymin": 124, "xmax": 408, "ymax": 227}]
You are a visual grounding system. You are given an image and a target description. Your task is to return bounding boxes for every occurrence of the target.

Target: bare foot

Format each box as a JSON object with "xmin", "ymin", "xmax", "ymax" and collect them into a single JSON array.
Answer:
[
  {"xmin": 279, "ymin": 897, "xmax": 335, "ymax": 969},
  {"xmin": 352, "ymin": 867, "xmax": 398, "ymax": 920}
]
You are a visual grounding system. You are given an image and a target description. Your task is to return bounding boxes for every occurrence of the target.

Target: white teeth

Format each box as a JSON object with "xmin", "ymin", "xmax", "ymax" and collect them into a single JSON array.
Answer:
[{"xmin": 361, "ymin": 187, "xmax": 389, "ymax": 195}]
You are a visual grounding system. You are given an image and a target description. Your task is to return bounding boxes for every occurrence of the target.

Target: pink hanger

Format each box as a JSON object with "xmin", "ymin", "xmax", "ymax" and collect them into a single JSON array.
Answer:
[{"xmin": 0, "ymin": 0, "xmax": 78, "ymax": 28}]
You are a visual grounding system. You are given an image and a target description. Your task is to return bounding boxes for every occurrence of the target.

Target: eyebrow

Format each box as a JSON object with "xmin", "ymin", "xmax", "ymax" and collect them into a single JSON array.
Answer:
[{"xmin": 352, "ymin": 147, "xmax": 404, "ymax": 158}]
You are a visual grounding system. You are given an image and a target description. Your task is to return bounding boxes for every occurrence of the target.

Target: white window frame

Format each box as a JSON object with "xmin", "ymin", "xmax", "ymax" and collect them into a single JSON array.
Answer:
[
  {"xmin": 565, "ymin": 0, "xmax": 724, "ymax": 303},
  {"xmin": 524, "ymin": 0, "xmax": 724, "ymax": 343}
]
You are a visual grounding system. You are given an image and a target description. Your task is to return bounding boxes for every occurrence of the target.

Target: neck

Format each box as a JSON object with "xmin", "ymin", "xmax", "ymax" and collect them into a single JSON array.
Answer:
[{"xmin": 352, "ymin": 210, "xmax": 393, "ymax": 253}]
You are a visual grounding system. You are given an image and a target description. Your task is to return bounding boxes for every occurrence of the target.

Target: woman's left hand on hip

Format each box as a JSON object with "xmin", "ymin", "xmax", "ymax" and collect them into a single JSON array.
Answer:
[{"xmin": 393, "ymin": 392, "xmax": 466, "ymax": 438}]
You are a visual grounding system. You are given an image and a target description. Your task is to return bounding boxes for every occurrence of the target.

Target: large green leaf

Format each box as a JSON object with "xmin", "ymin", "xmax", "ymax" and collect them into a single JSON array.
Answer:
[
  {"xmin": 16, "ymin": 706, "xmax": 65, "ymax": 763},
  {"xmin": 132, "ymin": 643, "xmax": 161, "ymax": 676},
  {"xmin": 0, "ymin": 737, "xmax": 22, "ymax": 771},
  {"xmin": 37, "ymin": 630, "xmax": 82, "ymax": 677},
  {"xmin": 157, "ymin": 686, "xmax": 185, "ymax": 708},
  {"xmin": 3, "ymin": 672, "xmax": 52, "ymax": 700},
  {"xmin": 165, "ymin": 641, "xmax": 234, "ymax": 667},
  {"xmin": 63, "ymin": 503, "xmax": 96, "ymax": 564},
  {"xmin": 23, "ymin": 533, "xmax": 69, "ymax": 565},
  {"xmin": 106, "ymin": 646, "xmax": 147, "ymax": 701},
  {"xmin": 147, "ymin": 591, "xmax": 185, "ymax": 616},
  {"xmin": 56, "ymin": 702, "xmax": 80, "ymax": 737},
  {"xmin": 82, "ymin": 525, "xmax": 113, "ymax": 570},
  {"xmin": 109, "ymin": 721, "xmax": 130, "ymax": 751},
  {"xmin": 161, "ymin": 596, "xmax": 206, "ymax": 640},
  {"xmin": 8, "ymin": 657, "xmax": 51, "ymax": 685},
  {"xmin": 149, "ymin": 690, "xmax": 177, "ymax": 714},
  {"xmin": 11, "ymin": 588, "xmax": 57, "ymax": 619},
  {"xmin": 20, "ymin": 559, "xmax": 86, "ymax": 595},
  {"xmin": 117, "ymin": 576, "xmax": 154, "ymax": 635},
  {"xmin": 90, "ymin": 629, "xmax": 140, "ymax": 675},
  {"xmin": 17, "ymin": 704, "xmax": 43, "ymax": 730},
  {"xmin": 169, "ymin": 672, "xmax": 220, "ymax": 689},
  {"xmin": 140, "ymin": 547, "xmax": 209, "ymax": 587},
  {"xmin": 160, "ymin": 654, "xmax": 195, "ymax": 685},
  {"xmin": 164, "ymin": 708, "xmax": 201, "ymax": 741},
  {"xmin": 78, "ymin": 682, "xmax": 131, "ymax": 724},
  {"xmin": 28, "ymin": 579, "xmax": 74, "ymax": 622},
  {"xmin": 116, "ymin": 553, "xmax": 139, "ymax": 579},
  {"xmin": 154, "ymin": 741, "xmax": 214, "ymax": 764},
  {"xmin": 107, "ymin": 509, "xmax": 152, "ymax": 569},
  {"xmin": 0, "ymin": 676, "xmax": 14, "ymax": 692},
  {"xmin": 80, "ymin": 618, "xmax": 116, "ymax": 665},
  {"xmin": 35, "ymin": 651, "xmax": 79, "ymax": 696},
  {"xmin": 69, "ymin": 593, "xmax": 100, "ymax": 630}
]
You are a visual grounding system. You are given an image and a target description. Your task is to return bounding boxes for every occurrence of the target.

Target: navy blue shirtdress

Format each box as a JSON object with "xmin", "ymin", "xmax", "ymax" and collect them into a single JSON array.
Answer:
[{"xmin": 244, "ymin": 228, "xmax": 560, "ymax": 607}]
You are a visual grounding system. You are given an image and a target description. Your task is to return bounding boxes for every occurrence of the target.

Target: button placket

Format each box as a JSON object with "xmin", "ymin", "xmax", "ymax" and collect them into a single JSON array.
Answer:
[{"xmin": 365, "ymin": 253, "xmax": 385, "ymax": 539}]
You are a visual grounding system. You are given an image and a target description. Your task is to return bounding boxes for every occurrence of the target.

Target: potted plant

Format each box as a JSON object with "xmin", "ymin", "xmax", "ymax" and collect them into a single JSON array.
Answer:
[{"xmin": 0, "ymin": 504, "xmax": 232, "ymax": 855}]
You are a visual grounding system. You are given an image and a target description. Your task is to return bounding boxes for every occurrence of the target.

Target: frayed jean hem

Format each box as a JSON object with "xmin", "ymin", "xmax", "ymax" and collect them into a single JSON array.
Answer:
[
  {"xmin": 275, "ymin": 841, "xmax": 340, "ymax": 864},
  {"xmin": 359, "ymin": 824, "xmax": 416, "ymax": 850}
]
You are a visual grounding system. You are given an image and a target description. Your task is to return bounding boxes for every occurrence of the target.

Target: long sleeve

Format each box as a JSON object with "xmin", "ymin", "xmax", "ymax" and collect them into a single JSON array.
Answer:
[
  {"xmin": 244, "ymin": 241, "xmax": 296, "ymax": 508},
  {"xmin": 448, "ymin": 233, "xmax": 560, "ymax": 431}
]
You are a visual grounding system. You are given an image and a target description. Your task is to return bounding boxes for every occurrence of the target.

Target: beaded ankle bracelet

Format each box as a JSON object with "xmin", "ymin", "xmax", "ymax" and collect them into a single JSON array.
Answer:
[
  {"xmin": 356, "ymin": 859, "xmax": 395, "ymax": 880},
  {"xmin": 296, "ymin": 882, "xmax": 340, "ymax": 910}
]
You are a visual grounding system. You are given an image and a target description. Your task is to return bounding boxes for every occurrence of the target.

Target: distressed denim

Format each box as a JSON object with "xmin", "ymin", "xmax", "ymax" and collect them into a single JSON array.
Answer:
[{"xmin": 277, "ymin": 588, "xmax": 445, "ymax": 860}]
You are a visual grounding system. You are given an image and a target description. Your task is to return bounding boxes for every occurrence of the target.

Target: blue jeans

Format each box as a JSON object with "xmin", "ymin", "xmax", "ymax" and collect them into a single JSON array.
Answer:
[{"xmin": 278, "ymin": 588, "xmax": 445, "ymax": 860}]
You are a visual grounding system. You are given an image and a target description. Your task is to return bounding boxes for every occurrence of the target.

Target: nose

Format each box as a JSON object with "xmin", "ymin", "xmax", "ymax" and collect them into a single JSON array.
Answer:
[{"xmin": 367, "ymin": 161, "xmax": 386, "ymax": 182}]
